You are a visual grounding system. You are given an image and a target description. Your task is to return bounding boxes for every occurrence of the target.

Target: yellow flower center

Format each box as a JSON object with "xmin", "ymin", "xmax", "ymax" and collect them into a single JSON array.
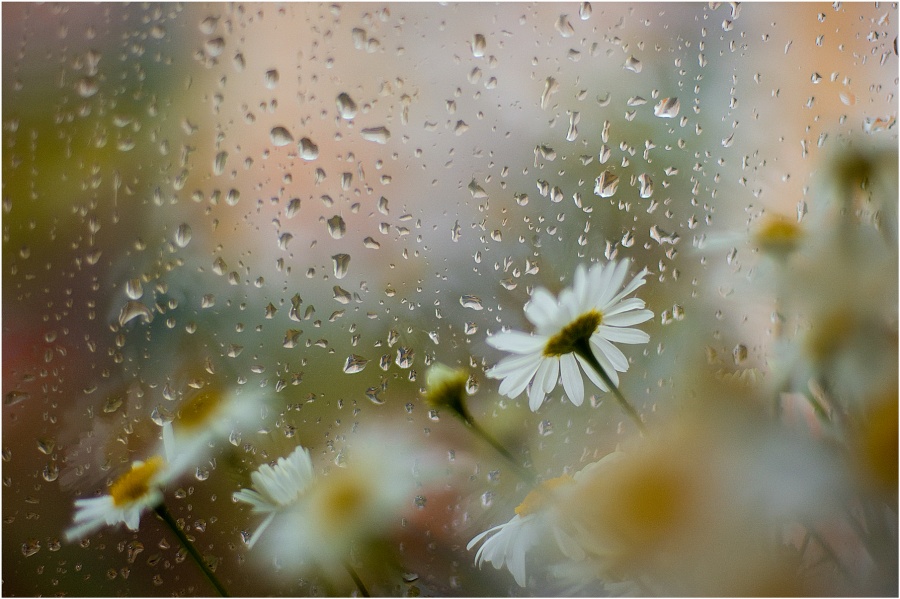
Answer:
[
  {"xmin": 320, "ymin": 474, "xmax": 366, "ymax": 528},
  {"xmin": 543, "ymin": 310, "xmax": 603, "ymax": 357},
  {"xmin": 515, "ymin": 474, "xmax": 573, "ymax": 516},
  {"xmin": 425, "ymin": 365, "xmax": 469, "ymax": 410},
  {"xmin": 176, "ymin": 387, "xmax": 224, "ymax": 431},
  {"xmin": 110, "ymin": 456, "xmax": 165, "ymax": 507},
  {"xmin": 753, "ymin": 216, "xmax": 802, "ymax": 254}
]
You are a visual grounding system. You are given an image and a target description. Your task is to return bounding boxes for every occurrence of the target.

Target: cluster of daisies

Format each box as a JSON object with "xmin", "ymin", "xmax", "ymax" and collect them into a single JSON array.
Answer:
[{"xmin": 64, "ymin": 148, "xmax": 896, "ymax": 597}]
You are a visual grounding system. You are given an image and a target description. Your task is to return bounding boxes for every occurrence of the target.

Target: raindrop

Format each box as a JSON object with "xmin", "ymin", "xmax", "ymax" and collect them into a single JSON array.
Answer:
[
  {"xmin": 118, "ymin": 301, "xmax": 153, "ymax": 326},
  {"xmin": 299, "ymin": 138, "xmax": 319, "ymax": 160},
  {"xmin": 594, "ymin": 171, "xmax": 619, "ymax": 198},
  {"xmin": 361, "ymin": 126, "xmax": 391, "ymax": 144},
  {"xmin": 76, "ymin": 77, "xmax": 99, "ymax": 98},
  {"xmin": 264, "ymin": 69, "xmax": 279, "ymax": 89},
  {"xmin": 653, "ymin": 97, "xmax": 680, "ymax": 118},
  {"xmin": 277, "ymin": 233, "xmax": 293, "ymax": 250},
  {"xmin": 336, "ymin": 92, "xmax": 358, "ymax": 119},
  {"xmin": 471, "ymin": 33, "xmax": 486, "ymax": 58},
  {"xmin": 213, "ymin": 151, "xmax": 228, "ymax": 175},
  {"xmin": 343, "ymin": 354, "xmax": 369, "ymax": 374},
  {"xmin": 468, "ymin": 180, "xmax": 488, "ymax": 199},
  {"xmin": 459, "ymin": 295, "xmax": 483, "ymax": 310},
  {"xmin": 579, "ymin": 2, "xmax": 592, "ymax": 20},
  {"xmin": 733, "ymin": 344, "xmax": 748, "ymax": 365},
  {"xmin": 286, "ymin": 198, "xmax": 301, "ymax": 218},
  {"xmin": 125, "ymin": 278, "xmax": 143, "ymax": 300},
  {"xmin": 540, "ymin": 77, "xmax": 559, "ymax": 109},
  {"xmin": 327, "ymin": 215, "xmax": 346, "ymax": 239},
  {"xmin": 270, "ymin": 126, "xmax": 294, "ymax": 146},
  {"xmin": 174, "ymin": 223, "xmax": 193, "ymax": 248},
  {"xmin": 333, "ymin": 286, "xmax": 352, "ymax": 304},
  {"xmin": 204, "ymin": 37, "xmax": 225, "ymax": 57},
  {"xmin": 225, "ymin": 189, "xmax": 240, "ymax": 206},
  {"xmin": 555, "ymin": 14, "xmax": 575, "ymax": 38},
  {"xmin": 332, "ymin": 254, "xmax": 351, "ymax": 279},
  {"xmin": 624, "ymin": 55, "xmax": 642, "ymax": 73},
  {"xmin": 395, "ymin": 347, "xmax": 414, "ymax": 368},
  {"xmin": 637, "ymin": 174, "xmax": 653, "ymax": 198}
]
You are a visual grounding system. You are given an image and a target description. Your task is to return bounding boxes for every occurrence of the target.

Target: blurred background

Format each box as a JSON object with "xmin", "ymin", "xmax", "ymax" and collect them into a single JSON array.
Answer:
[{"xmin": 3, "ymin": 3, "xmax": 897, "ymax": 596}]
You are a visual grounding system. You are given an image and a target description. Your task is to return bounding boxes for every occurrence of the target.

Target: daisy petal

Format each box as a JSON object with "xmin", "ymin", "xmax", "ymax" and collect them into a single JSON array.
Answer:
[
  {"xmin": 603, "ymin": 309, "xmax": 654, "ymax": 327},
  {"xmin": 486, "ymin": 330, "xmax": 547, "ymax": 354},
  {"xmin": 597, "ymin": 325, "xmax": 650, "ymax": 344},
  {"xmin": 559, "ymin": 354, "xmax": 585, "ymax": 406}
]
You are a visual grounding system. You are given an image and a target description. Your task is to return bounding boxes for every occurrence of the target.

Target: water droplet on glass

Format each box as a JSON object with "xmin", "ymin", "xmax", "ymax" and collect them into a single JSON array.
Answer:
[
  {"xmin": 471, "ymin": 33, "xmax": 486, "ymax": 57},
  {"xmin": 326, "ymin": 215, "xmax": 346, "ymax": 239},
  {"xmin": 336, "ymin": 92, "xmax": 358, "ymax": 119},
  {"xmin": 540, "ymin": 77, "xmax": 559, "ymax": 109},
  {"xmin": 653, "ymin": 97, "xmax": 680, "ymax": 118},
  {"xmin": 396, "ymin": 347, "xmax": 414, "ymax": 369},
  {"xmin": 264, "ymin": 69, "xmax": 279, "ymax": 89},
  {"xmin": 225, "ymin": 189, "xmax": 240, "ymax": 206},
  {"xmin": 285, "ymin": 198, "xmax": 302, "ymax": 219},
  {"xmin": 174, "ymin": 223, "xmax": 192, "ymax": 248},
  {"xmin": 361, "ymin": 127, "xmax": 390, "ymax": 144},
  {"xmin": 299, "ymin": 137, "xmax": 319, "ymax": 160},
  {"xmin": 118, "ymin": 301, "xmax": 153, "ymax": 326},
  {"xmin": 270, "ymin": 126, "xmax": 294, "ymax": 146},
  {"xmin": 555, "ymin": 14, "xmax": 575, "ymax": 37},
  {"xmin": 638, "ymin": 173, "xmax": 653, "ymax": 198},
  {"xmin": 277, "ymin": 232, "xmax": 293, "ymax": 250},
  {"xmin": 21, "ymin": 540, "xmax": 40, "ymax": 557},
  {"xmin": 343, "ymin": 354, "xmax": 369, "ymax": 374},
  {"xmin": 594, "ymin": 171, "xmax": 619, "ymax": 198},
  {"xmin": 214, "ymin": 151, "xmax": 228, "ymax": 175},
  {"xmin": 332, "ymin": 253, "xmax": 351, "ymax": 279},
  {"xmin": 733, "ymin": 344, "xmax": 748, "ymax": 365},
  {"xmin": 333, "ymin": 286, "xmax": 352, "ymax": 304},
  {"xmin": 125, "ymin": 278, "xmax": 143, "ymax": 300},
  {"xmin": 459, "ymin": 295, "xmax": 483, "ymax": 310},
  {"xmin": 624, "ymin": 55, "xmax": 642, "ymax": 73},
  {"xmin": 76, "ymin": 77, "xmax": 99, "ymax": 98},
  {"xmin": 579, "ymin": 2, "xmax": 592, "ymax": 19},
  {"xmin": 468, "ymin": 179, "xmax": 488, "ymax": 199},
  {"xmin": 205, "ymin": 37, "xmax": 225, "ymax": 57}
]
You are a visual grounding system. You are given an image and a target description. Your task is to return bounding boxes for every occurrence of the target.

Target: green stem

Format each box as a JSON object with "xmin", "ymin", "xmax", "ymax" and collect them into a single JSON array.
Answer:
[
  {"xmin": 343, "ymin": 560, "xmax": 371, "ymax": 597},
  {"xmin": 155, "ymin": 503, "xmax": 229, "ymax": 597},
  {"xmin": 573, "ymin": 338, "xmax": 646, "ymax": 434},
  {"xmin": 454, "ymin": 401, "xmax": 537, "ymax": 486}
]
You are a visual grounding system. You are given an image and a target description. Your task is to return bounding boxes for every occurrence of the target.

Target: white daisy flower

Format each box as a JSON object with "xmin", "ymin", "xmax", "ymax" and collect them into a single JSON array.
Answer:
[
  {"xmin": 232, "ymin": 445, "xmax": 315, "ymax": 547},
  {"xmin": 486, "ymin": 260, "xmax": 653, "ymax": 411},
  {"xmin": 467, "ymin": 474, "xmax": 586, "ymax": 587},
  {"xmin": 65, "ymin": 456, "xmax": 168, "ymax": 541},
  {"xmin": 234, "ymin": 430, "xmax": 439, "ymax": 576},
  {"xmin": 162, "ymin": 384, "xmax": 265, "ymax": 468}
]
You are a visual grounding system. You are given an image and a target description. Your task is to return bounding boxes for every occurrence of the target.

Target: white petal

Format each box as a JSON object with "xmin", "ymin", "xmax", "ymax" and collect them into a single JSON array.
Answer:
[
  {"xmin": 528, "ymin": 358, "xmax": 555, "ymax": 411},
  {"xmin": 603, "ymin": 296, "xmax": 646, "ymax": 317},
  {"xmin": 542, "ymin": 358, "xmax": 560, "ymax": 394},
  {"xmin": 575, "ymin": 352, "xmax": 608, "ymax": 392},
  {"xmin": 248, "ymin": 512, "xmax": 276, "ymax": 548},
  {"xmin": 590, "ymin": 335, "xmax": 629, "ymax": 372},
  {"xmin": 559, "ymin": 354, "xmax": 585, "ymax": 406},
  {"xmin": 606, "ymin": 267, "xmax": 649, "ymax": 308},
  {"xmin": 487, "ymin": 330, "xmax": 547, "ymax": 354},
  {"xmin": 602, "ymin": 309, "xmax": 653, "ymax": 327},
  {"xmin": 596, "ymin": 325, "xmax": 650, "ymax": 344},
  {"xmin": 524, "ymin": 288, "xmax": 558, "ymax": 328},
  {"xmin": 589, "ymin": 341, "xmax": 621, "ymax": 386},
  {"xmin": 594, "ymin": 259, "xmax": 630, "ymax": 307}
]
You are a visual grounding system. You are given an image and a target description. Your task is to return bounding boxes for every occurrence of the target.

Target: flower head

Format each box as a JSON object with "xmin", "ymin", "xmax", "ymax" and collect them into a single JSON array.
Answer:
[
  {"xmin": 423, "ymin": 363, "xmax": 470, "ymax": 417},
  {"xmin": 466, "ymin": 474, "xmax": 588, "ymax": 587},
  {"xmin": 65, "ymin": 430, "xmax": 188, "ymax": 543},
  {"xmin": 162, "ymin": 384, "xmax": 265, "ymax": 468},
  {"xmin": 486, "ymin": 260, "xmax": 652, "ymax": 411}
]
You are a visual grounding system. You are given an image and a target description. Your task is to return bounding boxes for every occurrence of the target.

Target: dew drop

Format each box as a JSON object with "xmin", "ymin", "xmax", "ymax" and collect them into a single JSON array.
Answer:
[
  {"xmin": 594, "ymin": 171, "xmax": 619, "ymax": 198},
  {"xmin": 472, "ymin": 33, "xmax": 486, "ymax": 57},
  {"xmin": 653, "ymin": 97, "xmax": 680, "ymax": 118},
  {"xmin": 336, "ymin": 92, "xmax": 358, "ymax": 119},
  {"xmin": 175, "ymin": 223, "xmax": 193, "ymax": 248},
  {"xmin": 624, "ymin": 55, "xmax": 642, "ymax": 73},
  {"xmin": 343, "ymin": 354, "xmax": 369, "ymax": 374},
  {"xmin": 459, "ymin": 295, "xmax": 483, "ymax": 310},
  {"xmin": 264, "ymin": 69, "xmax": 279, "ymax": 89},
  {"xmin": 361, "ymin": 126, "xmax": 391, "ymax": 144},
  {"xmin": 327, "ymin": 215, "xmax": 346, "ymax": 239},
  {"xmin": 118, "ymin": 301, "xmax": 153, "ymax": 326},
  {"xmin": 286, "ymin": 198, "xmax": 301, "ymax": 218},
  {"xmin": 332, "ymin": 253, "xmax": 351, "ymax": 279},
  {"xmin": 270, "ymin": 126, "xmax": 294, "ymax": 146},
  {"xmin": 125, "ymin": 278, "xmax": 143, "ymax": 300}
]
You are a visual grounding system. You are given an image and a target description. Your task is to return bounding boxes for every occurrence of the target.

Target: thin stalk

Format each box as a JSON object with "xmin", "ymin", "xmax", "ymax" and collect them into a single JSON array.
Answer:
[
  {"xmin": 154, "ymin": 503, "xmax": 229, "ymax": 597},
  {"xmin": 454, "ymin": 401, "xmax": 537, "ymax": 486},
  {"xmin": 343, "ymin": 560, "xmax": 371, "ymax": 597},
  {"xmin": 573, "ymin": 338, "xmax": 646, "ymax": 434}
]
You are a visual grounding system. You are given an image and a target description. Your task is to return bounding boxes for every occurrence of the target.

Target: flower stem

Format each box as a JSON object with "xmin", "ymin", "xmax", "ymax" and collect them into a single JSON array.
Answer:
[
  {"xmin": 343, "ymin": 560, "xmax": 371, "ymax": 597},
  {"xmin": 154, "ymin": 503, "xmax": 229, "ymax": 597},
  {"xmin": 452, "ymin": 400, "xmax": 537, "ymax": 485},
  {"xmin": 573, "ymin": 338, "xmax": 646, "ymax": 433}
]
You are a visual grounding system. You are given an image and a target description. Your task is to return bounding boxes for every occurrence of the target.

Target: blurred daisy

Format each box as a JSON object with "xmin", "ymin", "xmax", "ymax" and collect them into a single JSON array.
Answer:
[
  {"xmin": 162, "ymin": 384, "xmax": 265, "ymax": 468},
  {"xmin": 232, "ymin": 445, "xmax": 315, "ymax": 547},
  {"xmin": 65, "ymin": 430, "xmax": 187, "ymax": 541},
  {"xmin": 486, "ymin": 260, "xmax": 652, "ymax": 411},
  {"xmin": 234, "ymin": 430, "xmax": 436, "ymax": 576},
  {"xmin": 467, "ymin": 471, "xmax": 593, "ymax": 586}
]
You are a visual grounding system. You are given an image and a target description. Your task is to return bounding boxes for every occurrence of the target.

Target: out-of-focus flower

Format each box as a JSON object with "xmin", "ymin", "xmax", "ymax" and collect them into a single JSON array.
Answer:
[
  {"xmin": 162, "ymin": 384, "xmax": 265, "ymax": 468},
  {"xmin": 65, "ymin": 430, "xmax": 186, "ymax": 541},
  {"xmin": 751, "ymin": 214, "xmax": 804, "ymax": 257},
  {"xmin": 423, "ymin": 363, "xmax": 470, "ymax": 416},
  {"xmin": 467, "ymin": 470, "xmax": 597, "ymax": 586},
  {"xmin": 849, "ymin": 388, "xmax": 898, "ymax": 500},
  {"xmin": 486, "ymin": 260, "xmax": 652, "ymax": 411},
  {"xmin": 232, "ymin": 445, "xmax": 315, "ymax": 547},
  {"xmin": 233, "ymin": 430, "xmax": 436, "ymax": 575}
]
